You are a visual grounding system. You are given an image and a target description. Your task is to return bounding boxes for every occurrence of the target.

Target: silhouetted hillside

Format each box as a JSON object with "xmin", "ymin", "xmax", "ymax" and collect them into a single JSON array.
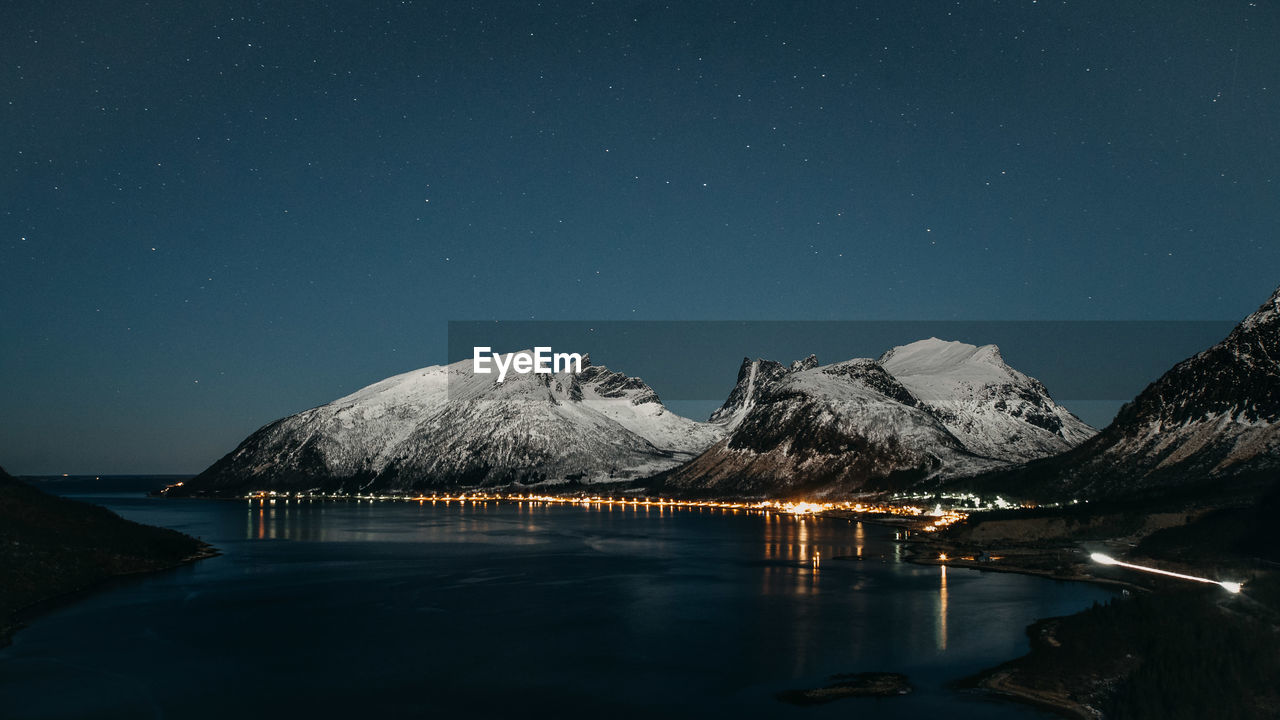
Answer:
[{"xmin": 0, "ymin": 466, "xmax": 210, "ymax": 644}]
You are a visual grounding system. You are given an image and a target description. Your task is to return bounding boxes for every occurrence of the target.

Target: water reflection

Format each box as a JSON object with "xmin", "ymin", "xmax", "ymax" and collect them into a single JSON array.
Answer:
[
  {"xmin": 244, "ymin": 498, "xmax": 950, "ymax": 659},
  {"xmin": 938, "ymin": 564, "xmax": 949, "ymax": 652},
  {"xmin": 758, "ymin": 515, "xmax": 832, "ymax": 599},
  {"xmin": 13, "ymin": 481, "xmax": 1124, "ymax": 720},
  {"xmin": 244, "ymin": 496, "xmax": 617, "ymax": 545}
]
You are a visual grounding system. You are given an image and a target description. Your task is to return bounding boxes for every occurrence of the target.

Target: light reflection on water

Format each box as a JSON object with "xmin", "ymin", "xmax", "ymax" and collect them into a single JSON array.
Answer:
[
  {"xmin": 939, "ymin": 565, "xmax": 949, "ymax": 652},
  {"xmin": 2, "ymin": 484, "xmax": 1113, "ymax": 720},
  {"xmin": 245, "ymin": 498, "xmax": 957, "ymax": 655}
]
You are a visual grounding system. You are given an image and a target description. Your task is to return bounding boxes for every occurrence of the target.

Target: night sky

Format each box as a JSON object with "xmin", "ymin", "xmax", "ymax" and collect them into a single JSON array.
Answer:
[{"xmin": 3, "ymin": 1, "xmax": 1278, "ymax": 474}]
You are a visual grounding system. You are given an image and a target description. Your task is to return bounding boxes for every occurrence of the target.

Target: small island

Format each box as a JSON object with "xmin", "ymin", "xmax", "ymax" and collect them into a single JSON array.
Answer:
[{"xmin": 776, "ymin": 671, "xmax": 913, "ymax": 705}]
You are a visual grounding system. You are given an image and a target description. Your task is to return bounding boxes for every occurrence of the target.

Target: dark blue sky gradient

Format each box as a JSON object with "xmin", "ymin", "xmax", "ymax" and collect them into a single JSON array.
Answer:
[{"xmin": 2, "ymin": 1, "xmax": 1278, "ymax": 473}]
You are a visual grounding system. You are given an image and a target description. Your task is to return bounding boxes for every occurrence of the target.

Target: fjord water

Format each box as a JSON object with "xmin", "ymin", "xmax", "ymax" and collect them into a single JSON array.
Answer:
[{"xmin": 1, "ymin": 479, "xmax": 1111, "ymax": 719}]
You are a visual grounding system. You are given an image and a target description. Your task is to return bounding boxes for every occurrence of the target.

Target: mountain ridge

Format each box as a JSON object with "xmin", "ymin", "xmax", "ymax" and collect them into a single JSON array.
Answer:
[
  {"xmin": 173, "ymin": 353, "xmax": 725, "ymax": 497},
  {"xmin": 661, "ymin": 339, "xmax": 1093, "ymax": 498},
  {"xmin": 957, "ymin": 285, "xmax": 1280, "ymax": 503}
]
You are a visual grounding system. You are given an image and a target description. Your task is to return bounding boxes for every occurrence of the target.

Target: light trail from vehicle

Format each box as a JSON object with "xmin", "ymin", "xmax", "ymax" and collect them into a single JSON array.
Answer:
[{"xmin": 1090, "ymin": 552, "xmax": 1243, "ymax": 593}]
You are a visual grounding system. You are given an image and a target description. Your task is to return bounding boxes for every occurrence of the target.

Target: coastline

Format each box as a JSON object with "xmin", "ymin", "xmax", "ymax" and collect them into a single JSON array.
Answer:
[
  {"xmin": 902, "ymin": 548, "xmax": 1143, "ymax": 593},
  {"xmin": 889, "ymin": 518, "xmax": 1133, "ymax": 718},
  {"xmin": 892, "ymin": 508, "xmax": 1279, "ymax": 719},
  {"xmin": 958, "ymin": 667, "xmax": 1099, "ymax": 720},
  {"xmin": 0, "ymin": 471, "xmax": 219, "ymax": 649},
  {"xmin": 1, "ymin": 542, "xmax": 219, "ymax": 649},
  {"xmin": 900, "ymin": 547, "xmax": 1117, "ymax": 718},
  {"xmin": 15, "ymin": 488, "xmax": 1271, "ymax": 717}
]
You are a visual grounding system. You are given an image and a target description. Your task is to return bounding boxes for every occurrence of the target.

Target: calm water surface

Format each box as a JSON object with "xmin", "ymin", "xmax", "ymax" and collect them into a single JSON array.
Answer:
[{"xmin": 1, "ymin": 479, "xmax": 1112, "ymax": 719}]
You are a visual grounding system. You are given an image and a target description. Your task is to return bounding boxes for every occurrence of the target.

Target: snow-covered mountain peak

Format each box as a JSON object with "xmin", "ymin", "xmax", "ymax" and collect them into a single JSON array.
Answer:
[
  {"xmin": 810, "ymin": 358, "xmax": 920, "ymax": 406},
  {"xmin": 790, "ymin": 354, "xmax": 819, "ymax": 372},
  {"xmin": 330, "ymin": 363, "xmax": 451, "ymax": 409},
  {"xmin": 877, "ymin": 337, "xmax": 1094, "ymax": 461},
  {"xmin": 878, "ymin": 338, "xmax": 1006, "ymax": 378},
  {"xmin": 180, "ymin": 352, "xmax": 724, "ymax": 496},
  {"xmin": 709, "ymin": 356, "xmax": 807, "ymax": 427},
  {"xmin": 667, "ymin": 351, "xmax": 1002, "ymax": 498},
  {"xmin": 574, "ymin": 364, "xmax": 660, "ymax": 405},
  {"xmin": 707, "ymin": 354, "xmax": 837, "ymax": 426},
  {"xmin": 666, "ymin": 340, "xmax": 1094, "ymax": 498},
  {"xmin": 975, "ymin": 284, "xmax": 1280, "ymax": 502},
  {"xmin": 1239, "ymin": 285, "xmax": 1280, "ymax": 332}
]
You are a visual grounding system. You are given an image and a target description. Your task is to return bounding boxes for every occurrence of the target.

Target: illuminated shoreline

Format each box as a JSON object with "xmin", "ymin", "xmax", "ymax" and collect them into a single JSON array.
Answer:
[{"xmin": 233, "ymin": 489, "xmax": 969, "ymax": 531}]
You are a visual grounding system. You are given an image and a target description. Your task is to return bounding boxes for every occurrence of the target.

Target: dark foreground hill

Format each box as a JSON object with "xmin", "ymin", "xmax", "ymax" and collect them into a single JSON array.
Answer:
[{"xmin": 0, "ymin": 466, "xmax": 211, "ymax": 645}]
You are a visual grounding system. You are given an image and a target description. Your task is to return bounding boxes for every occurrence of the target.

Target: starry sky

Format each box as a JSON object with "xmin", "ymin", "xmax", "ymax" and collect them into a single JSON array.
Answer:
[{"xmin": 3, "ymin": 1, "xmax": 1278, "ymax": 474}]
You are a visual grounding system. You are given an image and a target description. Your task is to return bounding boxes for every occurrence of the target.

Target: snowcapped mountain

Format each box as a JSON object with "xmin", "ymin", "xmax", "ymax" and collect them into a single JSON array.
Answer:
[
  {"xmin": 174, "ymin": 354, "xmax": 724, "ymax": 496},
  {"xmin": 662, "ymin": 340, "xmax": 1093, "ymax": 498},
  {"xmin": 965, "ymin": 285, "xmax": 1280, "ymax": 502},
  {"xmin": 879, "ymin": 339, "xmax": 1095, "ymax": 463},
  {"xmin": 708, "ymin": 355, "xmax": 814, "ymax": 429}
]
